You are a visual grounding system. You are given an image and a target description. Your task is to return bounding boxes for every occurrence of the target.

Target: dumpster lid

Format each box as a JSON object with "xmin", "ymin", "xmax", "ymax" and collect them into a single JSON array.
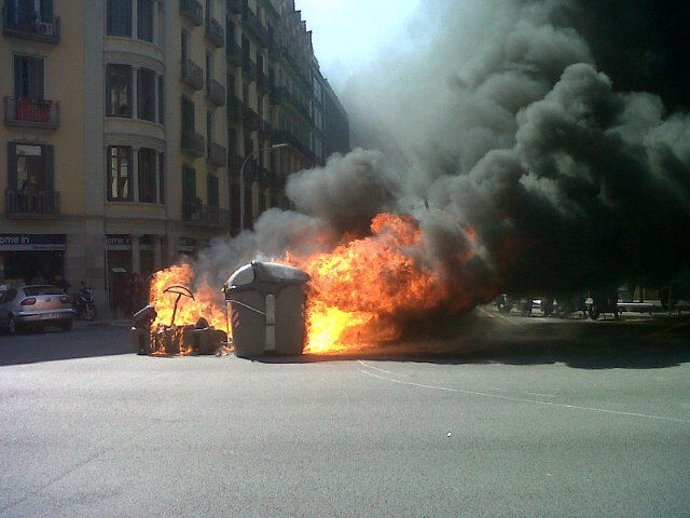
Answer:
[{"xmin": 226, "ymin": 261, "xmax": 309, "ymax": 289}]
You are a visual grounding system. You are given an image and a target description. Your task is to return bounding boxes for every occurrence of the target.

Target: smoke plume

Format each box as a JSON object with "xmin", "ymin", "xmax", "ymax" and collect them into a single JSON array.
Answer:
[{"xmin": 194, "ymin": 0, "xmax": 689, "ymax": 322}]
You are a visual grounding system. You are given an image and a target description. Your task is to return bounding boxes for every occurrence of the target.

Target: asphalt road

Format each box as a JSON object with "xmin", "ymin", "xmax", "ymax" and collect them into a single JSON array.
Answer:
[{"xmin": 1, "ymin": 308, "xmax": 689, "ymax": 517}]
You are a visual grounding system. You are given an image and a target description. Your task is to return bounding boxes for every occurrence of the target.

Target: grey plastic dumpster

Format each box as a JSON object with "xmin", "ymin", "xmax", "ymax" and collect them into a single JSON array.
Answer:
[{"xmin": 224, "ymin": 261, "xmax": 309, "ymax": 357}]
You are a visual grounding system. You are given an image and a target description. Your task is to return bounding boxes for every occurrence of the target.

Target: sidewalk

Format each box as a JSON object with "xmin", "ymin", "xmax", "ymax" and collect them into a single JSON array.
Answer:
[{"xmin": 73, "ymin": 309, "xmax": 130, "ymax": 328}]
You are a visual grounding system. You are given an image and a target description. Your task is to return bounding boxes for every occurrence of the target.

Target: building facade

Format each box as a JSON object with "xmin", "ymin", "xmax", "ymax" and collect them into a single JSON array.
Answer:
[{"xmin": 1, "ymin": 0, "xmax": 349, "ymax": 312}]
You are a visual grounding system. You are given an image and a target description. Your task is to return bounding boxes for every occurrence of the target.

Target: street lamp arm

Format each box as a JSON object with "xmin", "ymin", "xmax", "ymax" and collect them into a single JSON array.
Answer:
[{"xmin": 239, "ymin": 143, "xmax": 289, "ymax": 232}]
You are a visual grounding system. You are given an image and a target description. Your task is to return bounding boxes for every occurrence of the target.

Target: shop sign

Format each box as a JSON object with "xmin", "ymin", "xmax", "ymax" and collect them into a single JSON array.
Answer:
[
  {"xmin": 106, "ymin": 234, "xmax": 132, "ymax": 250},
  {"xmin": 178, "ymin": 237, "xmax": 196, "ymax": 252},
  {"xmin": 0, "ymin": 234, "xmax": 66, "ymax": 251}
]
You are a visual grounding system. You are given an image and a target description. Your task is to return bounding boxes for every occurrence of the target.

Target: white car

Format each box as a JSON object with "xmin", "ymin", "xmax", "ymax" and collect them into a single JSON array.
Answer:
[{"xmin": 0, "ymin": 285, "xmax": 74, "ymax": 334}]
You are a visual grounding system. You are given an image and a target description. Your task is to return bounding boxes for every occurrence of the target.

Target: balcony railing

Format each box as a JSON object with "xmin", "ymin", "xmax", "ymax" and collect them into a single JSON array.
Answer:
[
  {"xmin": 181, "ymin": 131, "xmax": 205, "ymax": 158},
  {"xmin": 256, "ymin": 70, "xmax": 269, "ymax": 93},
  {"xmin": 205, "ymin": 16, "xmax": 224, "ymax": 48},
  {"xmin": 4, "ymin": 97, "xmax": 59, "ymax": 128},
  {"xmin": 181, "ymin": 58, "xmax": 204, "ymax": 90},
  {"xmin": 5, "ymin": 190, "xmax": 60, "ymax": 216},
  {"xmin": 228, "ymin": 0, "xmax": 242, "ymax": 15},
  {"xmin": 242, "ymin": 5, "xmax": 268, "ymax": 45},
  {"xmin": 206, "ymin": 78, "xmax": 226, "ymax": 106},
  {"xmin": 242, "ymin": 57, "xmax": 257, "ymax": 82},
  {"xmin": 228, "ymin": 150, "xmax": 242, "ymax": 171},
  {"xmin": 180, "ymin": 0, "xmax": 203, "ymax": 26},
  {"xmin": 208, "ymin": 142, "xmax": 227, "ymax": 167},
  {"xmin": 182, "ymin": 200, "xmax": 230, "ymax": 226},
  {"xmin": 243, "ymin": 107, "xmax": 260, "ymax": 131},
  {"xmin": 226, "ymin": 41, "xmax": 243, "ymax": 67},
  {"xmin": 3, "ymin": 8, "xmax": 60, "ymax": 43},
  {"xmin": 227, "ymin": 95, "xmax": 243, "ymax": 124}
]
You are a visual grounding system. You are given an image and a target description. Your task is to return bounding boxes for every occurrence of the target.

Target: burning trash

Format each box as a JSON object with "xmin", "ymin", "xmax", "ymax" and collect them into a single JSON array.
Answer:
[{"xmin": 132, "ymin": 266, "xmax": 228, "ymax": 356}]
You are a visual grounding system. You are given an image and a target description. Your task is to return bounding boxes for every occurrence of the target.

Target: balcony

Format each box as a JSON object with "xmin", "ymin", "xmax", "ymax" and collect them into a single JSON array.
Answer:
[
  {"xmin": 227, "ymin": 95, "xmax": 243, "ymax": 124},
  {"xmin": 4, "ymin": 97, "xmax": 59, "ymax": 129},
  {"xmin": 243, "ymin": 107, "xmax": 260, "ymax": 131},
  {"xmin": 208, "ymin": 142, "xmax": 227, "ymax": 167},
  {"xmin": 258, "ymin": 119, "xmax": 272, "ymax": 140},
  {"xmin": 5, "ymin": 190, "xmax": 60, "ymax": 217},
  {"xmin": 182, "ymin": 199, "xmax": 230, "ymax": 226},
  {"xmin": 226, "ymin": 41, "xmax": 243, "ymax": 67},
  {"xmin": 241, "ymin": 5, "xmax": 268, "ymax": 46},
  {"xmin": 205, "ymin": 16, "xmax": 224, "ymax": 48},
  {"xmin": 206, "ymin": 78, "xmax": 226, "ymax": 107},
  {"xmin": 242, "ymin": 57, "xmax": 257, "ymax": 82},
  {"xmin": 256, "ymin": 69, "xmax": 269, "ymax": 93},
  {"xmin": 181, "ymin": 58, "xmax": 204, "ymax": 90},
  {"xmin": 227, "ymin": 150, "xmax": 242, "ymax": 171},
  {"xmin": 228, "ymin": 0, "xmax": 242, "ymax": 15},
  {"xmin": 181, "ymin": 131, "xmax": 205, "ymax": 158},
  {"xmin": 3, "ymin": 8, "xmax": 60, "ymax": 43},
  {"xmin": 180, "ymin": 0, "xmax": 203, "ymax": 26}
]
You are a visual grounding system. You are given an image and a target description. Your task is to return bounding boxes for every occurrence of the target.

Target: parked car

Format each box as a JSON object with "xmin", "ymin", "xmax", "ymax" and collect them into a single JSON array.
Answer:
[{"xmin": 0, "ymin": 285, "xmax": 74, "ymax": 334}]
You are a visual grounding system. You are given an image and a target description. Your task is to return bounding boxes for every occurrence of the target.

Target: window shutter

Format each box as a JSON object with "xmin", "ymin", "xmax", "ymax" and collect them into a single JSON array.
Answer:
[
  {"xmin": 44, "ymin": 145, "xmax": 55, "ymax": 190},
  {"xmin": 7, "ymin": 143, "xmax": 18, "ymax": 191},
  {"xmin": 105, "ymin": 65, "xmax": 112, "ymax": 116},
  {"xmin": 30, "ymin": 57, "xmax": 45, "ymax": 100}
]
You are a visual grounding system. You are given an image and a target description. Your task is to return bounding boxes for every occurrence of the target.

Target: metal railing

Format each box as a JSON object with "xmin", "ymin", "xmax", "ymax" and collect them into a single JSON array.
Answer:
[
  {"xmin": 179, "ymin": 0, "xmax": 203, "ymax": 26},
  {"xmin": 181, "ymin": 131, "xmax": 205, "ymax": 158},
  {"xmin": 182, "ymin": 200, "xmax": 230, "ymax": 226},
  {"xmin": 206, "ymin": 78, "xmax": 226, "ymax": 106},
  {"xmin": 181, "ymin": 58, "xmax": 204, "ymax": 90},
  {"xmin": 5, "ymin": 190, "xmax": 60, "ymax": 216},
  {"xmin": 208, "ymin": 142, "xmax": 227, "ymax": 167},
  {"xmin": 4, "ymin": 97, "xmax": 59, "ymax": 128},
  {"xmin": 205, "ymin": 16, "xmax": 224, "ymax": 47},
  {"xmin": 3, "ymin": 8, "xmax": 60, "ymax": 42}
]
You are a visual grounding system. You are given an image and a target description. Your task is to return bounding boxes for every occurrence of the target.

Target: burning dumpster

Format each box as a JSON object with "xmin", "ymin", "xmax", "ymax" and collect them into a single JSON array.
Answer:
[
  {"xmin": 224, "ymin": 261, "xmax": 309, "ymax": 357},
  {"xmin": 132, "ymin": 285, "xmax": 228, "ymax": 356}
]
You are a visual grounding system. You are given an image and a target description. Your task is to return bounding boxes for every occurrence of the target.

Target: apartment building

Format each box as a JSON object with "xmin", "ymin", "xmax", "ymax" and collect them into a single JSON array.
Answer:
[{"xmin": 1, "ymin": 0, "xmax": 349, "ymax": 312}]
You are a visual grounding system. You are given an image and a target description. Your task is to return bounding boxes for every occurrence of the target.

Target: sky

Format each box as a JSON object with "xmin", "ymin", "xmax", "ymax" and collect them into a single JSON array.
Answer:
[{"xmin": 293, "ymin": 0, "xmax": 422, "ymax": 89}]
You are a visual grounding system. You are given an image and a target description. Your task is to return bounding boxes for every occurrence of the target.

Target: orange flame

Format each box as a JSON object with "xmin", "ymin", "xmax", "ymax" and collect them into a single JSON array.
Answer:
[
  {"xmin": 146, "ymin": 213, "xmax": 489, "ymax": 356},
  {"xmin": 285, "ymin": 213, "xmax": 448, "ymax": 354},
  {"xmin": 147, "ymin": 264, "xmax": 228, "ymax": 347}
]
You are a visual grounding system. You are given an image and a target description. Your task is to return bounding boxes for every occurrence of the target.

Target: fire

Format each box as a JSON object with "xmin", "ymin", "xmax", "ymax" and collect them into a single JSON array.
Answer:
[
  {"xmin": 286, "ymin": 213, "xmax": 447, "ymax": 354},
  {"xmin": 146, "ymin": 213, "xmax": 487, "ymax": 356},
  {"xmin": 148, "ymin": 263, "xmax": 228, "ymax": 338}
]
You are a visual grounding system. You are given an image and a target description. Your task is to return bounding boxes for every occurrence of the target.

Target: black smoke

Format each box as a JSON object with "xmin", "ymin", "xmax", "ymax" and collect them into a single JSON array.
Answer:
[{"xmin": 196, "ymin": 0, "xmax": 690, "ymax": 314}]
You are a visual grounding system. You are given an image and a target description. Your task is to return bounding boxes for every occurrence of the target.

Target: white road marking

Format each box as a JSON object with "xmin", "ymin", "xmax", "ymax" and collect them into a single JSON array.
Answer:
[{"xmin": 357, "ymin": 361, "xmax": 690, "ymax": 424}]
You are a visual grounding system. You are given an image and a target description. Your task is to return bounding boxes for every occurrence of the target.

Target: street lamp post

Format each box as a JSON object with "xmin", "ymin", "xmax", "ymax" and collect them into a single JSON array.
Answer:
[{"xmin": 239, "ymin": 143, "xmax": 289, "ymax": 232}]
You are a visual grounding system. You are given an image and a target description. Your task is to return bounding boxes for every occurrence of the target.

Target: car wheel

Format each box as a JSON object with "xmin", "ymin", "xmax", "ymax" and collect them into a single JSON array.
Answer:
[
  {"xmin": 61, "ymin": 319, "xmax": 73, "ymax": 332},
  {"xmin": 8, "ymin": 315, "xmax": 19, "ymax": 335},
  {"xmin": 588, "ymin": 304, "xmax": 600, "ymax": 320}
]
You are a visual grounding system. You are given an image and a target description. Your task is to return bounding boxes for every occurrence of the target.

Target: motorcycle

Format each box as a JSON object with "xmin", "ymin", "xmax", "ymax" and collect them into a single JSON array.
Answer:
[{"xmin": 72, "ymin": 282, "xmax": 97, "ymax": 321}]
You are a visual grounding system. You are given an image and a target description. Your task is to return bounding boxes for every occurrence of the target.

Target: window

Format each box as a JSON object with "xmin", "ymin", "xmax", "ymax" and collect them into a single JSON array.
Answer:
[
  {"xmin": 137, "ymin": 68, "xmax": 156, "ymax": 122},
  {"xmin": 158, "ymin": 152, "xmax": 165, "ymax": 203},
  {"xmin": 181, "ymin": 96, "xmax": 195, "ymax": 134},
  {"xmin": 137, "ymin": 0, "xmax": 154, "ymax": 42},
  {"xmin": 107, "ymin": 0, "xmax": 132, "ymax": 37},
  {"xmin": 158, "ymin": 75, "xmax": 165, "ymax": 125},
  {"xmin": 207, "ymin": 175, "xmax": 219, "ymax": 208},
  {"xmin": 108, "ymin": 146, "xmax": 132, "ymax": 201},
  {"xmin": 106, "ymin": 64, "xmax": 132, "ymax": 117},
  {"xmin": 7, "ymin": 143, "xmax": 54, "ymax": 193},
  {"xmin": 138, "ymin": 148, "xmax": 157, "ymax": 203},
  {"xmin": 182, "ymin": 165, "xmax": 197, "ymax": 219},
  {"xmin": 207, "ymin": 110, "xmax": 214, "ymax": 148},
  {"xmin": 14, "ymin": 55, "xmax": 44, "ymax": 99}
]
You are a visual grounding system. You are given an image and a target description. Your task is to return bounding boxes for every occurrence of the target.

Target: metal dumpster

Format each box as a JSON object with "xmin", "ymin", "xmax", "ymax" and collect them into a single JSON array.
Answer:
[{"xmin": 224, "ymin": 261, "xmax": 309, "ymax": 358}]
